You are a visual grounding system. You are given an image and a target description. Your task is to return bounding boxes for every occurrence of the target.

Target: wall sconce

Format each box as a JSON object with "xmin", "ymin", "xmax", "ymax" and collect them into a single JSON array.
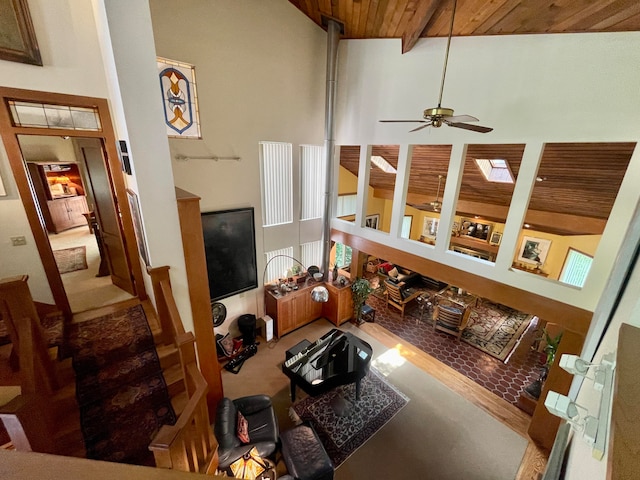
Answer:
[{"xmin": 544, "ymin": 352, "xmax": 616, "ymax": 460}]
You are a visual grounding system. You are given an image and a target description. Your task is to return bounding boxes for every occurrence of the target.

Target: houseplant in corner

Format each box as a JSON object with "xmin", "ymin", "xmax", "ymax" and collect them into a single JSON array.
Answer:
[
  {"xmin": 524, "ymin": 327, "xmax": 563, "ymax": 399},
  {"xmin": 351, "ymin": 277, "xmax": 373, "ymax": 324}
]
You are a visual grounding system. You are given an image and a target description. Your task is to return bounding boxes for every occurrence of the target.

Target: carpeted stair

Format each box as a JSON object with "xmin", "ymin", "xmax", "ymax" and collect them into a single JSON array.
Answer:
[{"xmin": 67, "ymin": 304, "xmax": 177, "ymax": 465}]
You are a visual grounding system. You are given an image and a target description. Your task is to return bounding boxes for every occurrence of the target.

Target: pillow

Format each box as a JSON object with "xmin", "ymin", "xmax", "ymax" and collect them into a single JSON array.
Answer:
[
  {"xmin": 388, "ymin": 267, "xmax": 399, "ymax": 278},
  {"xmin": 216, "ymin": 333, "xmax": 234, "ymax": 357},
  {"xmin": 237, "ymin": 411, "xmax": 250, "ymax": 444},
  {"xmin": 379, "ymin": 262, "xmax": 393, "ymax": 273},
  {"xmin": 398, "ymin": 267, "xmax": 412, "ymax": 275}
]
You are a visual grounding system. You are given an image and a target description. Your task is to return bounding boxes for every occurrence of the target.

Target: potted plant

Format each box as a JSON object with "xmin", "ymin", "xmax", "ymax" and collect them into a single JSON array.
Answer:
[
  {"xmin": 524, "ymin": 327, "xmax": 563, "ymax": 399},
  {"xmin": 351, "ymin": 277, "xmax": 373, "ymax": 324}
]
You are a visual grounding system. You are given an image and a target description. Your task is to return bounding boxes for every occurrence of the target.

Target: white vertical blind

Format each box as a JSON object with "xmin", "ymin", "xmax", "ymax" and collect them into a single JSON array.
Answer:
[
  {"xmin": 560, "ymin": 248, "xmax": 593, "ymax": 288},
  {"xmin": 336, "ymin": 194, "xmax": 357, "ymax": 217},
  {"xmin": 300, "ymin": 145, "xmax": 324, "ymax": 220},
  {"xmin": 260, "ymin": 141, "xmax": 293, "ymax": 227},
  {"xmin": 301, "ymin": 240, "xmax": 322, "ymax": 270},
  {"xmin": 264, "ymin": 247, "xmax": 294, "ymax": 283}
]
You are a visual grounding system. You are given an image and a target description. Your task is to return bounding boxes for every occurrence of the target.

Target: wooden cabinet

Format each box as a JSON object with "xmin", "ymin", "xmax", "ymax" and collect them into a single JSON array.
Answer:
[
  {"xmin": 265, "ymin": 283, "xmax": 323, "ymax": 338},
  {"xmin": 323, "ymin": 282, "xmax": 353, "ymax": 326},
  {"xmin": 265, "ymin": 281, "xmax": 353, "ymax": 337},
  {"xmin": 47, "ymin": 195, "xmax": 89, "ymax": 233}
]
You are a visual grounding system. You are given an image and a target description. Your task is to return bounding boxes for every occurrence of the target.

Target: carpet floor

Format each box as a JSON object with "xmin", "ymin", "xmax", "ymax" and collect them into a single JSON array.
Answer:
[
  {"xmin": 66, "ymin": 304, "xmax": 176, "ymax": 465},
  {"xmin": 220, "ymin": 319, "xmax": 528, "ymax": 479}
]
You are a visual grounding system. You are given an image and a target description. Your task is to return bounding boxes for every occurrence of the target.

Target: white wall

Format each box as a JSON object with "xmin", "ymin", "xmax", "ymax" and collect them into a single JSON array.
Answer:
[
  {"xmin": 0, "ymin": 0, "xmax": 111, "ymax": 301},
  {"xmin": 149, "ymin": 0, "xmax": 327, "ymax": 333},
  {"xmin": 333, "ymin": 33, "xmax": 640, "ymax": 312}
]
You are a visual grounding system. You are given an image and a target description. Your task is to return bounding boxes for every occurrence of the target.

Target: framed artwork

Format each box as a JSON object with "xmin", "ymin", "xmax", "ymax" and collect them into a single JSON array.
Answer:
[
  {"xmin": 157, "ymin": 57, "xmax": 201, "ymax": 138},
  {"xmin": 423, "ymin": 217, "xmax": 438, "ymax": 236},
  {"xmin": 459, "ymin": 218, "xmax": 493, "ymax": 242},
  {"xmin": 489, "ymin": 231, "xmax": 502, "ymax": 246},
  {"xmin": 126, "ymin": 189, "xmax": 150, "ymax": 267},
  {"xmin": 0, "ymin": 0, "xmax": 42, "ymax": 66},
  {"xmin": 517, "ymin": 236, "xmax": 551, "ymax": 265},
  {"xmin": 0, "ymin": 169, "xmax": 6, "ymax": 196},
  {"xmin": 365, "ymin": 214, "xmax": 379, "ymax": 230}
]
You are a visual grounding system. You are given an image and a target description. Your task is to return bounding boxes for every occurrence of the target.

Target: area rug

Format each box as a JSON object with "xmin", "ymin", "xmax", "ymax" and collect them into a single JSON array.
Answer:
[
  {"xmin": 66, "ymin": 304, "xmax": 176, "ymax": 465},
  {"xmin": 462, "ymin": 301, "xmax": 535, "ymax": 362},
  {"xmin": 291, "ymin": 367, "xmax": 409, "ymax": 468},
  {"xmin": 53, "ymin": 246, "xmax": 88, "ymax": 274}
]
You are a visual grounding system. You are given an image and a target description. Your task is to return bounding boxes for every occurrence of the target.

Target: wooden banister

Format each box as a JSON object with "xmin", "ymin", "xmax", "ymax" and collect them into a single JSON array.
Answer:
[
  {"xmin": 150, "ymin": 337, "xmax": 218, "ymax": 474},
  {"xmin": 0, "ymin": 394, "xmax": 55, "ymax": 454},
  {"xmin": 148, "ymin": 266, "xmax": 184, "ymax": 345},
  {"xmin": 0, "ymin": 276, "xmax": 58, "ymax": 394}
]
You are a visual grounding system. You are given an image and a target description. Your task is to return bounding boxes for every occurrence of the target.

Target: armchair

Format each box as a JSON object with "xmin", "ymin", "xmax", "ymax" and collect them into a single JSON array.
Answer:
[
  {"xmin": 384, "ymin": 280, "xmax": 421, "ymax": 319},
  {"xmin": 213, "ymin": 395, "xmax": 279, "ymax": 469}
]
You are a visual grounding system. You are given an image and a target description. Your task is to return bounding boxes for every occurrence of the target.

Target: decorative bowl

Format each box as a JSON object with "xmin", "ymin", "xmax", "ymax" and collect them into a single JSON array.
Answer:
[{"xmin": 313, "ymin": 272, "xmax": 323, "ymax": 281}]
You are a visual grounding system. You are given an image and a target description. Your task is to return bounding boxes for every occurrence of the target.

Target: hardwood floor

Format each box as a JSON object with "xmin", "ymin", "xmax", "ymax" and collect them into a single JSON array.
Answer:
[{"xmin": 359, "ymin": 321, "xmax": 548, "ymax": 479}]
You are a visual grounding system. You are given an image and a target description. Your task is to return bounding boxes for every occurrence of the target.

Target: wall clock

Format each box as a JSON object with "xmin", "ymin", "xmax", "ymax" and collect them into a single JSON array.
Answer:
[{"xmin": 211, "ymin": 301, "xmax": 227, "ymax": 327}]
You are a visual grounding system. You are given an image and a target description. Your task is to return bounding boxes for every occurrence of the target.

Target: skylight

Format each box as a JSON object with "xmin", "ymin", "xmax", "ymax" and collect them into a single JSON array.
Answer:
[
  {"xmin": 371, "ymin": 155, "xmax": 397, "ymax": 174},
  {"xmin": 475, "ymin": 158, "xmax": 514, "ymax": 184}
]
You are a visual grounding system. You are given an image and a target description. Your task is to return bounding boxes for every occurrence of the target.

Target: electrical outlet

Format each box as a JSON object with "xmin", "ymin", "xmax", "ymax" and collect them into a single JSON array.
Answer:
[{"xmin": 10, "ymin": 236, "xmax": 27, "ymax": 246}]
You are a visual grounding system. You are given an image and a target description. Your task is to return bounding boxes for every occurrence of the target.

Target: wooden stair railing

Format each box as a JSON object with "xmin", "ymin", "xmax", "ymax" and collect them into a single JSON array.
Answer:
[
  {"xmin": 0, "ymin": 276, "xmax": 58, "ymax": 394},
  {"xmin": 149, "ymin": 331, "xmax": 219, "ymax": 474}
]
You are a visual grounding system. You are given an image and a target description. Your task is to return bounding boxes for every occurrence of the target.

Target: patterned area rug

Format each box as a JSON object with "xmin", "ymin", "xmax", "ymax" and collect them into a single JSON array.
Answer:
[
  {"xmin": 66, "ymin": 304, "xmax": 176, "ymax": 465},
  {"xmin": 53, "ymin": 246, "xmax": 88, "ymax": 274},
  {"xmin": 292, "ymin": 367, "xmax": 409, "ymax": 468},
  {"xmin": 462, "ymin": 301, "xmax": 535, "ymax": 362}
]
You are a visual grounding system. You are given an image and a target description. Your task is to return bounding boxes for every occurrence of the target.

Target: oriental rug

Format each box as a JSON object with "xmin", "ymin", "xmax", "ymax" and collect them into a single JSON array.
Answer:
[
  {"xmin": 461, "ymin": 301, "xmax": 535, "ymax": 362},
  {"xmin": 291, "ymin": 367, "xmax": 408, "ymax": 468},
  {"xmin": 66, "ymin": 304, "xmax": 176, "ymax": 465},
  {"xmin": 53, "ymin": 246, "xmax": 88, "ymax": 274}
]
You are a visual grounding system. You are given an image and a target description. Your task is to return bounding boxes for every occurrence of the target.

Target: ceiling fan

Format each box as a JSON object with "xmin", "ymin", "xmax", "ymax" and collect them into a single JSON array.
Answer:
[
  {"xmin": 410, "ymin": 174, "xmax": 445, "ymax": 212},
  {"xmin": 379, "ymin": 0, "xmax": 493, "ymax": 134}
]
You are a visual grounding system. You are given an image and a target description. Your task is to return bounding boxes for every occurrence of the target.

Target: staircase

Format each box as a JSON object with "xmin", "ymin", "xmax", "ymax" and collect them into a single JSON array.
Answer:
[{"xmin": 0, "ymin": 277, "xmax": 187, "ymax": 461}]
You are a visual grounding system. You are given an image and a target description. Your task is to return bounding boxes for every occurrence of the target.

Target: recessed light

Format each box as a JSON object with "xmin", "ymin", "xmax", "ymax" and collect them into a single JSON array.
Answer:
[
  {"xmin": 524, "ymin": 223, "xmax": 531, "ymax": 228},
  {"xmin": 536, "ymin": 177, "xmax": 545, "ymax": 182}
]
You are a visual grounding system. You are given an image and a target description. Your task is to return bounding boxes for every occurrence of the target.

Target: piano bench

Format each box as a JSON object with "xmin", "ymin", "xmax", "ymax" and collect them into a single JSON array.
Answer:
[{"xmin": 281, "ymin": 424, "xmax": 334, "ymax": 480}]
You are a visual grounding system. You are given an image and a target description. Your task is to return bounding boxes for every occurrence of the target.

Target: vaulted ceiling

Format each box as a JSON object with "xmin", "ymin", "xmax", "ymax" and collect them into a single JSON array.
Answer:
[
  {"xmin": 339, "ymin": 142, "xmax": 636, "ymax": 236},
  {"xmin": 289, "ymin": 0, "xmax": 640, "ymax": 53}
]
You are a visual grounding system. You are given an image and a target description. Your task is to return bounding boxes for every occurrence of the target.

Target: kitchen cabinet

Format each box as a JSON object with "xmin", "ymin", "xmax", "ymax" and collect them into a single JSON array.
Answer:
[{"xmin": 323, "ymin": 282, "xmax": 353, "ymax": 326}]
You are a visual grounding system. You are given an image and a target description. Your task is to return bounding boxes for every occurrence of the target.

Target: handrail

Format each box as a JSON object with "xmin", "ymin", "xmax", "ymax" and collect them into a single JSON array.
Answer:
[
  {"xmin": 0, "ymin": 276, "xmax": 58, "ymax": 394},
  {"xmin": 150, "ymin": 335, "xmax": 218, "ymax": 474},
  {"xmin": 148, "ymin": 266, "xmax": 186, "ymax": 345}
]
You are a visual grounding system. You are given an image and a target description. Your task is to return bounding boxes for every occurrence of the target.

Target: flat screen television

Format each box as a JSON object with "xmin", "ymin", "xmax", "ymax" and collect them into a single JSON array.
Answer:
[{"xmin": 201, "ymin": 207, "xmax": 258, "ymax": 301}]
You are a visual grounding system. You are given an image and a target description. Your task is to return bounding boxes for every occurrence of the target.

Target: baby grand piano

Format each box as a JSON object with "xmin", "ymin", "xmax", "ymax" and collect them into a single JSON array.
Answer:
[{"xmin": 282, "ymin": 329, "xmax": 372, "ymax": 407}]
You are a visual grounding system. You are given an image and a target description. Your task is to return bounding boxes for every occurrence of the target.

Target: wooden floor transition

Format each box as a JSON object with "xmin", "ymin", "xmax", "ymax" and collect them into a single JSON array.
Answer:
[{"xmin": 359, "ymin": 322, "xmax": 548, "ymax": 480}]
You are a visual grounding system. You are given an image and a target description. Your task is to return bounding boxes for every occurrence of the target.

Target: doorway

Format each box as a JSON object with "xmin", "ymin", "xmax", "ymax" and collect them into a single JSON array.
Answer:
[
  {"xmin": 0, "ymin": 87, "xmax": 147, "ymax": 318},
  {"xmin": 18, "ymin": 135, "xmax": 135, "ymax": 313}
]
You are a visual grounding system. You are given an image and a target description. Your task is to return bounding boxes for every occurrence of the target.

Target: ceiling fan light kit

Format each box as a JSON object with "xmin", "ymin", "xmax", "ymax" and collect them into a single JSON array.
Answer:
[{"xmin": 380, "ymin": 0, "xmax": 492, "ymax": 134}]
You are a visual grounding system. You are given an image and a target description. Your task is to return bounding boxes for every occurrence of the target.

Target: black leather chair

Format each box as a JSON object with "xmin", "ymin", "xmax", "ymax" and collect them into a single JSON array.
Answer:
[{"xmin": 213, "ymin": 395, "xmax": 279, "ymax": 469}]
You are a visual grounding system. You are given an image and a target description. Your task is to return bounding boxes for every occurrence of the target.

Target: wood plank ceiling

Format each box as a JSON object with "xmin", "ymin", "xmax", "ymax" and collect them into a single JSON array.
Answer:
[
  {"xmin": 289, "ymin": 0, "xmax": 640, "ymax": 53},
  {"xmin": 340, "ymin": 143, "xmax": 636, "ymax": 236},
  {"xmin": 292, "ymin": 1, "xmax": 639, "ymax": 236}
]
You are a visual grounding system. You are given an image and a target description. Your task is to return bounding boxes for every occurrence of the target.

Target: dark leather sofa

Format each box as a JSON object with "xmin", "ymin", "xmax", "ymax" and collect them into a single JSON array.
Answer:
[{"xmin": 213, "ymin": 395, "xmax": 279, "ymax": 469}]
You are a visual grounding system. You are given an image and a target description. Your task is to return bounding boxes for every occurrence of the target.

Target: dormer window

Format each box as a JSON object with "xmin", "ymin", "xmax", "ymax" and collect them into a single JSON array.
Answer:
[{"xmin": 475, "ymin": 158, "xmax": 514, "ymax": 184}]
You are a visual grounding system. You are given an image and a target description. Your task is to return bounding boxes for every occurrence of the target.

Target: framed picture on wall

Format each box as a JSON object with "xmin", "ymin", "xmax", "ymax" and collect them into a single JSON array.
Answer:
[
  {"xmin": 517, "ymin": 236, "xmax": 551, "ymax": 265},
  {"xmin": 365, "ymin": 214, "xmax": 379, "ymax": 229},
  {"xmin": 489, "ymin": 231, "xmax": 502, "ymax": 246},
  {"xmin": 0, "ymin": 0, "xmax": 42, "ymax": 66},
  {"xmin": 126, "ymin": 189, "xmax": 150, "ymax": 267}
]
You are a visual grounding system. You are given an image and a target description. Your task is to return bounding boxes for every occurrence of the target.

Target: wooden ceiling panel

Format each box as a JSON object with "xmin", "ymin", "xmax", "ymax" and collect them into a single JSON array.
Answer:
[{"xmin": 290, "ymin": 0, "xmax": 640, "ymax": 51}]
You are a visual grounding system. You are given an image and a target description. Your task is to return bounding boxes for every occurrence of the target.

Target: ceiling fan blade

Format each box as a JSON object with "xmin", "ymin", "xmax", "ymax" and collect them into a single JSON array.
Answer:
[
  {"xmin": 443, "ymin": 114, "xmax": 478, "ymax": 123},
  {"xmin": 448, "ymin": 122, "xmax": 493, "ymax": 133},
  {"xmin": 409, "ymin": 123, "xmax": 432, "ymax": 133},
  {"xmin": 379, "ymin": 120, "xmax": 427, "ymax": 123}
]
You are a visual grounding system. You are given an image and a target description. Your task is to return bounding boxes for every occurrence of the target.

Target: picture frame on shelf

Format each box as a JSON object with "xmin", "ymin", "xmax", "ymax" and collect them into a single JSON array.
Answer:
[
  {"xmin": 365, "ymin": 214, "xmax": 379, "ymax": 230},
  {"xmin": 0, "ymin": 0, "xmax": 42, "ymax": 66},
  {"xmin": 489, "ymin": 231, "xmax": 503, "ymax": 246},
  {"xmin": 517, "ymin": 236, "xmax": 551, "ymax": 265}
]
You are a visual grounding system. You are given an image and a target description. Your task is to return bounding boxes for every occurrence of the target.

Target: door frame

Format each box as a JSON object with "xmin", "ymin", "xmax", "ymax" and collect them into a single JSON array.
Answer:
[{"xmin": 0, "ymin": 86, "xmax": 147, "ymax": 318}]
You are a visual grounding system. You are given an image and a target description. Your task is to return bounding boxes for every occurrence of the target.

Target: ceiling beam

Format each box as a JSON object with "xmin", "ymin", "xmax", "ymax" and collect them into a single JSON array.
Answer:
[{"xmin": 401, "ymin": 0, "xmax": 442, "ymax": 54}]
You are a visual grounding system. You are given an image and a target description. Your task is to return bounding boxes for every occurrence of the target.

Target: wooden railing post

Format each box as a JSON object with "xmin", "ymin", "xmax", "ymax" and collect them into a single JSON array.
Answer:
[
  {"xmin": 0, "ymin": 394, "xmax": 56, "ymax": 454},
  {"xmin": 147, "ymin": 266, "xmax": 178, "ymax": 345},
  {"xmin": 0, "ymin": 276, "xmax": 58, "ymax": 394}
]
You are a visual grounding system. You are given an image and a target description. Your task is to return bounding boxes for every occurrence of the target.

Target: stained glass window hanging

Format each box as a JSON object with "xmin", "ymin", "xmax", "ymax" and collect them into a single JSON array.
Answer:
[{"xmin": 157, "ymin": 57, "xmax": 201, "ymax": 139}]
